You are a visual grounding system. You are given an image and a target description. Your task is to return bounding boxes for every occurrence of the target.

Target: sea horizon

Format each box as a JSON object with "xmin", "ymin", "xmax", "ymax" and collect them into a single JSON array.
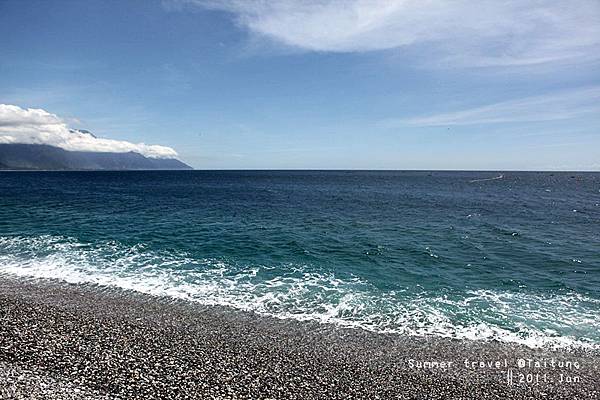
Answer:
[{"xmin": 2, "ymin": 1, "xmax": 599, "ymax": 397}]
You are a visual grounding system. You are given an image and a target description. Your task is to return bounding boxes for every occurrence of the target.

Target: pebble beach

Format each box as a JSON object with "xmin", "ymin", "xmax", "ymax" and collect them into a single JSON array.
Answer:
[{"xmin": 1, "ymin": 276, "xmax": 598, "ymax": 399}]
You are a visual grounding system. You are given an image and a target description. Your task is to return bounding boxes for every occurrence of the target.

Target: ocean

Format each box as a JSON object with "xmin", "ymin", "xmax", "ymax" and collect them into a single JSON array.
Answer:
[{"xmin": 1, "ymin": 170, "xmax": 598, "ymax": 349}]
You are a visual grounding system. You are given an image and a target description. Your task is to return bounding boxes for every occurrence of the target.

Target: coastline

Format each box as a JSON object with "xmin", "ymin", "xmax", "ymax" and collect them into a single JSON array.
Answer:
[{"xmin": 1, "ymin": 276, "xmax": 598, "ymax": 399}]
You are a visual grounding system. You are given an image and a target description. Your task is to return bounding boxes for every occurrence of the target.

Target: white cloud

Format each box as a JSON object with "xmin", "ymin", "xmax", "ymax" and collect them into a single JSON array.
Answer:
[
  {"xmin": 390, "ymin": 86, "xmax": 600, "ymax": 126},
  {"xmin": 0, "ymin": 104, "xmax": 178, "ymax": 159},
  {"xmin": 176, "ymin": 0, "xmax": 600, "ymax": 67}
]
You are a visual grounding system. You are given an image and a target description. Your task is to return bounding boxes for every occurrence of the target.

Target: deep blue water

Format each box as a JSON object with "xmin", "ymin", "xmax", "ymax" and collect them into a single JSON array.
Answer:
[{"xmin": 1, "ymin": 171, "xmax": 599, "ymax": 348}]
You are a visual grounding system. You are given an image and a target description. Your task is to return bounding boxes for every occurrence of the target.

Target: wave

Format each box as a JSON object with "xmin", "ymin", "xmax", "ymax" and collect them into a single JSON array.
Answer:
[
  {"xmin": 469, "ymin": 174, "xmax": 504, "ymax": 183},
  {"xmin": 1, "ymin": 235, "xmax": 598, "ymax": 350}
]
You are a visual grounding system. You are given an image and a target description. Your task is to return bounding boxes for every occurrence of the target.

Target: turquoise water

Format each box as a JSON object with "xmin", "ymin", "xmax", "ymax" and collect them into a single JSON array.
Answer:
[{"xmin": 0, "ymin": 171, "xmax": 599, "ymax": 348}]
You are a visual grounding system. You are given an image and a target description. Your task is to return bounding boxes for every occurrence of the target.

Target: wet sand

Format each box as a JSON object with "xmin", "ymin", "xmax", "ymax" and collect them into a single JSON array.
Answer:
[{"xmin": 0, "ymin": 276, "xmax": 598, "ymax": 399}]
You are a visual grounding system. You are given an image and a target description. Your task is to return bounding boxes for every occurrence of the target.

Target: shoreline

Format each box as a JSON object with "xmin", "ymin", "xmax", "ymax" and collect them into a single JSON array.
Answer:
[{"xmin": 1, "ymin": 276, "xmax": 598, "ymax": 399}]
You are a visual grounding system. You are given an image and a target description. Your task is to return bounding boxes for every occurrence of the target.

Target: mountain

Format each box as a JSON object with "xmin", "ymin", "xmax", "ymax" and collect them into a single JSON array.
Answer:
[{"xmin": 0, "ymin": 144, "xmax": 192, "ymax": 170}]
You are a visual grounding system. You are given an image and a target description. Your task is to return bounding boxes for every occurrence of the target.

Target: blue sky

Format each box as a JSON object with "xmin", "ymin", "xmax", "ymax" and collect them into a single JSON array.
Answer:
[{"xmin": 1, "ymin": 0, "xmax": 599, "ymax": 169}]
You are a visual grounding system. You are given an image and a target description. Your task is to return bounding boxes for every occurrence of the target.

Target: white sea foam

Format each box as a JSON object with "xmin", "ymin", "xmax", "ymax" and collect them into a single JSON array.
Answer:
[
  {"xmin": 1, "ymin": 235, "xmax": 598, "ymax": 350},
  {"xmin": 469, "ymin": 174, "xmax": 504, "ymax": 183}
]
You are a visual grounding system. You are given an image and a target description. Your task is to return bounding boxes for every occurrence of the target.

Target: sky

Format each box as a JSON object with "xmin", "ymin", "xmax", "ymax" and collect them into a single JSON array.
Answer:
[{"xmin": 0, "ymin": 0, "xmax": 599, "ymax": 170}]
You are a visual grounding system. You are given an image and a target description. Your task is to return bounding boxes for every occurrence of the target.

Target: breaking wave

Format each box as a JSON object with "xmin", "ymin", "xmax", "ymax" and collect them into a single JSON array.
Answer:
[{"xmin": 1, "ymin": 235, "xmax": 598, "ymax": 350}]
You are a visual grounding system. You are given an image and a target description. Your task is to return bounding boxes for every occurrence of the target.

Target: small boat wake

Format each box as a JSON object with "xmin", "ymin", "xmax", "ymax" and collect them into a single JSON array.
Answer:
[{"xmin": 469, "ymin": 174, "xmax": 504, "ymax": 183}]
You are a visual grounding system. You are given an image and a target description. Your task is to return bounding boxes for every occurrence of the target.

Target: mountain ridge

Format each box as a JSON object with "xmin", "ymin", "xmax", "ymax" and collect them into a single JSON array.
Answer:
[{"xmin": 0, "ymin": 144, "xmax": 192, "ymax": 170}]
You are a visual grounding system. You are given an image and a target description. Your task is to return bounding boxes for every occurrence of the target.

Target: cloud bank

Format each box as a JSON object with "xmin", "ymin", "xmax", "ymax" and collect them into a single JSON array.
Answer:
[
  {"xmin": 177, "ymin": 0, "xmax": 600, "ymax": 66},
  {"xmin": 0, "ymin": 104, "xmax": 178, "ymax": 159},
  {"xmin": 392, "ymin": 86, "xmax": 600, "ymax": 126}
]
